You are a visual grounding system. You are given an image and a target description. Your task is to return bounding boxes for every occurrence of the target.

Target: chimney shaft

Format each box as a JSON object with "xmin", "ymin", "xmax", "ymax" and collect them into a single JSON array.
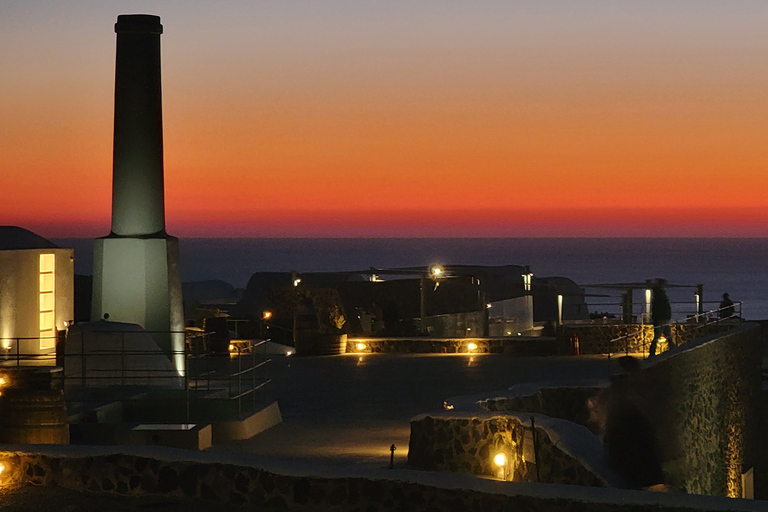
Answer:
[{"xmin": 111, "ymin": 14, "xmax": 165, "ymax": 236}]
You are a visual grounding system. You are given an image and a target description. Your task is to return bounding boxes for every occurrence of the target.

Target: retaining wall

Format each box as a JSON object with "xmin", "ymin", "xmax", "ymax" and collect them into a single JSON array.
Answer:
[
  {"xmin": 0, "ymin": 448, "xmax": 763, "ymax": 512},
  {"xmin": 408, "ymin": 323, "xmax": 762, "ymax": 498},
  {"xmin": 346, "ymin": 337, "xmax": 557, "ymax": 356}
]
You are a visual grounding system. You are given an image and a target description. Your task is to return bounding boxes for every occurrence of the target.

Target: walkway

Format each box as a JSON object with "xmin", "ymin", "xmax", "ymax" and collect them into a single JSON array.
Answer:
[{"xmin": 209, "ymin": 352, "xmax": 615, "ymax": 469}]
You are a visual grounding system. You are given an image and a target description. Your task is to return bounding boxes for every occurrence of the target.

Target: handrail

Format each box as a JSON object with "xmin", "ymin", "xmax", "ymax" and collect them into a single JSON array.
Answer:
[
  {"xmin": 0, "ymin": 330, "xmax": 273, "ymax": 422},
  {"xmin": 606, "ymin": 302, "xmax": 742, "ymax": 358}
]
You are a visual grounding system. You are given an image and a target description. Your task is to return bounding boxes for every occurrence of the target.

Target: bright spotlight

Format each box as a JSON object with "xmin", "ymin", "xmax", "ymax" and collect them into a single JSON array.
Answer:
[
  {"xmin": 429, "ymin": 264, "xmax": 445, "ymax": 279},
  {"xmin": 355, "ymin": 342, "xmax": 366, "ymax": 351},
  {"xmin": 286, "ymin": 350, "xmax": 293, "ymax": 356},
  {"xmin": 262, "ymin": 310, "xmax": 273, "ymax": 320},
  {"xmin": 494, "ymin": 452, "xmax": 507, "ymax": 467},
  {"xmin": 467, "ymin": 342, "xmax": 478, "ymax": 351}
]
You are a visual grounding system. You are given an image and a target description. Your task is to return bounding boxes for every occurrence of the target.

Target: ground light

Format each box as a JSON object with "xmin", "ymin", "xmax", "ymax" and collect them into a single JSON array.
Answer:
[
  {"xmin": 0, "ymin": 459, "xmax": 10, "ymax": 487},
  {"xmin": 0, "ymin": 373, "xmax": 9, "ymax": 397},
  {"xmin": 494, "ymin": 451, "xmax": 509, "ymax": 480}
]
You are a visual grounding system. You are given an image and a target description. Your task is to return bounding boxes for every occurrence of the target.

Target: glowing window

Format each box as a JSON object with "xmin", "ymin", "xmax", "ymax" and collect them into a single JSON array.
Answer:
[
  {"xmin": 39, "ymin": 293, "xmax": 54, "ymax": 312},
  {"xmin": 39, "ymin": 312, "xmax": 55, "ymax": 331},
  {"xmin": 39, "ymin": 254, "xmax": 56, "ymax": 351},
  {"xmin": 39, "ymin": 253, "xmax": 55, "ymax": 273},
  {"xmin": 39, "ymin": 273, "xmax": 54, "ymax": 293}
]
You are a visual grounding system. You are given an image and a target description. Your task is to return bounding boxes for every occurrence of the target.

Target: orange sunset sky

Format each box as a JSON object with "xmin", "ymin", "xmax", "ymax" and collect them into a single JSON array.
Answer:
[{"xmin": 3, "ymin": 1, "xmax": 768, "ymax": 237}]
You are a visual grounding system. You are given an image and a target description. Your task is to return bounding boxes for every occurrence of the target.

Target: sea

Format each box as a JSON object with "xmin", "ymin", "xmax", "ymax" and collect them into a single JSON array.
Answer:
[{"xmin": 53, "ymin": 238, "xmax": 768, "ymax": 321}]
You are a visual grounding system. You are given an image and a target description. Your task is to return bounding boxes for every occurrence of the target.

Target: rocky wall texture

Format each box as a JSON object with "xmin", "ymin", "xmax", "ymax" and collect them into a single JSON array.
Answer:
[
  {"xmin": 478, "ymin": 386, "xmax": 604, "ymax": 432},
  {"xmin": 408, "ymin": 414, "xmax": 611, "ymax": 488},
  {"xmin": 409, "ymin": 323, "xmax": 760, "ymax": 498},
  {"xmin": 560, "ymin": 322, "xmax": 737, "ymax": 355},
  {"xmin": 637, "ymin": 323, "xmax": 762, "ymax": 497},
  {"xmin": 1, "ymin": 450, "xmax": 761, "ymax": 512},
  {"xmin": 346, "ymin": 337, "xmax": 557, "ymax": 356}
]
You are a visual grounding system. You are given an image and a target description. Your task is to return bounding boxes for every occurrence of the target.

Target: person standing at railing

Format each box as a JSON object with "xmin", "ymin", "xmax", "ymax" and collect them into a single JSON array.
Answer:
[
  {"xmin": 718, "ymin": 293, "xmax": 735, "ymax": 319},
  {"xmin": 649, "ymin": 279, "xmax": 674, "ymax": 357}
]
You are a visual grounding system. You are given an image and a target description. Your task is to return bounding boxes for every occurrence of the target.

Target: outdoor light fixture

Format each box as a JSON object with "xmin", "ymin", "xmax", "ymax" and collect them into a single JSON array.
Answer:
[
  {"xmin": 494, "ymin": 451, "xmax": 510, "ymax": 480},
  {"xmin": 428, "ymin": 264, "xmax": 445, "ymax": 279},
  {"xmin": 467, "ymin": 342, "xmax": 478, "ymax": 351},
  {"xmin": 228, "ymin": 343, "xmax": 236, "ymax": 353},
  {"xmin": 293, "ymin": 278, "xmax": 301, "ymax": 287},
  {"xmin": 355, "ymin": 342, "xmax": 367, "ymax": 351},
  {"xmin": 522, "ymin": 268, "xmax": 533, "ymax": 292},
  {"xmin": 262, "ymin": 310, "xmax": 272, "ymax": 320},
  {"xmin": 0, "ymin": 373, "xmax": 8, "ymax": 390},
  {"xmin": 486, "ymin": 303, "xmax": 492, "ymax": 309},
  {"xmin": 286, "ymin": 350, "xmax": 293, "ymax": 356}
]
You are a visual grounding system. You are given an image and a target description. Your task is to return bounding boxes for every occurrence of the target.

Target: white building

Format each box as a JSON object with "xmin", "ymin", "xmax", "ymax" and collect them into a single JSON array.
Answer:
[{"xmin": 0, "ymin": 226, "xmax": 74, "ymax": 357}]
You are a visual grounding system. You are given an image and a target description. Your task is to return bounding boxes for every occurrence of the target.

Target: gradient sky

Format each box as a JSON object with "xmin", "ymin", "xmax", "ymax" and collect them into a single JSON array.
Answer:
[{"xmin": 3, "ymin": 1, "xmax": 768, "ymax": 237}]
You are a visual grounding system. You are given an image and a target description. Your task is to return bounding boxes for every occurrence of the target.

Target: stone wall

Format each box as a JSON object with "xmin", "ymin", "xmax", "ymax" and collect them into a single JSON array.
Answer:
[
  {"xmin": 408, "ymin": 412, "xmax": 619, "ymax": 488},
  {"xmin": 0, "ymin": 446, "xmax": 764, "ymax": 511},
  {"xmin": 478, "ymin": 386, "xmax": 604, "ymax": 432},
  {"xmin": 408, "ymin": 323, "xmax": 761, "ymax": 498},
  {"xmin": 560, "ymin": 321, "xmax": 737, "ymax": 355},
  {"xmin": 636, "ymin": 323, "xmax": 762, "ymax": 497},
  {"xmin": 346, "ymin": 337, "xmax": 557, "ymax": 356}
]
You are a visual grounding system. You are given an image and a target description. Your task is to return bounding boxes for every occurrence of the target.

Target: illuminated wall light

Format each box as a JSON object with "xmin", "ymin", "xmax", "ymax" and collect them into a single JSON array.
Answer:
[
  {"xmin": 355, "ymin": 342, "xmax": 367, "ymax": 351},
  {"xmin": 645, "ymin": 289, "xmax": 652, "ymax": 320},
  {"xmin": 443, "ymin": 401, "xmax": 454, "ymax": 410},
  {"xmin": 286, "ymin": 350, "xmax": 293, "ymax": 356},
  {"xmin": 228, "ymin": 343, "xmax": 236, "ymax": 353},
  {"xmin": 293, "ymin": 278, "xmax": 301, "ymax": 287},
  {"xmin": 262, "ymin": 311, "xmax": 272, "ymax": 320},
  {"xmin": 486, "ymin": 303, "xmax": 492, "ymax": 309},
  {"xmin": 467, "ymin": 342, "xmax": 478, "ymax": 351}
]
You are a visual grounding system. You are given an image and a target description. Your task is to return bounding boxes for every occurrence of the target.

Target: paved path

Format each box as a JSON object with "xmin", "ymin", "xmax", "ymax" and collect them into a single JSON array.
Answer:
[{"xmin": 210, "ymin": 353, "xmax": 615, "ymax": 470}]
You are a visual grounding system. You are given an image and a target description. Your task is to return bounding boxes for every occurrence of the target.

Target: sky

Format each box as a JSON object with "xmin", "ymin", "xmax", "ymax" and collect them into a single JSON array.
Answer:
[{"xmin": 3, "ymin": 1, "xmax": 768, "ymax": 238}]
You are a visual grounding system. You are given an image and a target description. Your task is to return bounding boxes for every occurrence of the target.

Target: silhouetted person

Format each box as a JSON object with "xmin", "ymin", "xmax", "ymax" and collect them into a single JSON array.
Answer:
[
  {"xmin": 719, "ymin": 292, "xmax": 735, "ymax": 319},
  {"xmin": 649, "ymin": 280, "xmax": 673, "ymax": 357},
  {"xmin": 604, "ymin": 360, "xmax": 665, "ymax": 488},
  {"xmin": 591, "ymin": 356, "xmax": 665, "ymax": 489}
]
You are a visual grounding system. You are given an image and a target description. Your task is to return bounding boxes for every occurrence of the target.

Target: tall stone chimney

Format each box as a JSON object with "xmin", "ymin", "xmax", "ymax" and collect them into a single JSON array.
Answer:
[
  {"xmin": 111, "ymin": 14, "xmax": 166, "ymax": 237},
  {"xmin": 91, "ymin": 14, "xmax": 184, "ymax": 375}
]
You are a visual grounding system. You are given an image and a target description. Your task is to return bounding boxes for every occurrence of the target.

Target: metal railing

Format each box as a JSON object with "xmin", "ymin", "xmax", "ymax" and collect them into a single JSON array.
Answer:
[
  {"xmin": 0, "ymin": 330, "xmax": 272, "ymax": 423},
  {"xmin": 607, "ymin": 302, "xmax": 743, "ymax": 358}
]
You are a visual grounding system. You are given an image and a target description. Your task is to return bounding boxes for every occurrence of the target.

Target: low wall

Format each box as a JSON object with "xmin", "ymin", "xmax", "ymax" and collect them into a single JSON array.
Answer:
[
  {"xmin": 478, "ymin": 385, "xmax": 604, "ymax": 432},
  {"xmin": 346, "ymin": 337, "xmax": 557, "ymax": 356},
  {"xmin": 1, "ymin": 448, "xmax": 762, "ymax": 512},
  {"xmin": 408, "ymin": 323, "xmax": 762, "ymax": 498},
  {"xmin": 637, "ymin": 323, "xmax": 762, "ymax": 497},
  {"xmin": 560, "ymin": 321, "xmax": 737, "ymax": 355},
  {"xmin": 408, "ymin": 412, "xmax": 619, "ymax": 488}
]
